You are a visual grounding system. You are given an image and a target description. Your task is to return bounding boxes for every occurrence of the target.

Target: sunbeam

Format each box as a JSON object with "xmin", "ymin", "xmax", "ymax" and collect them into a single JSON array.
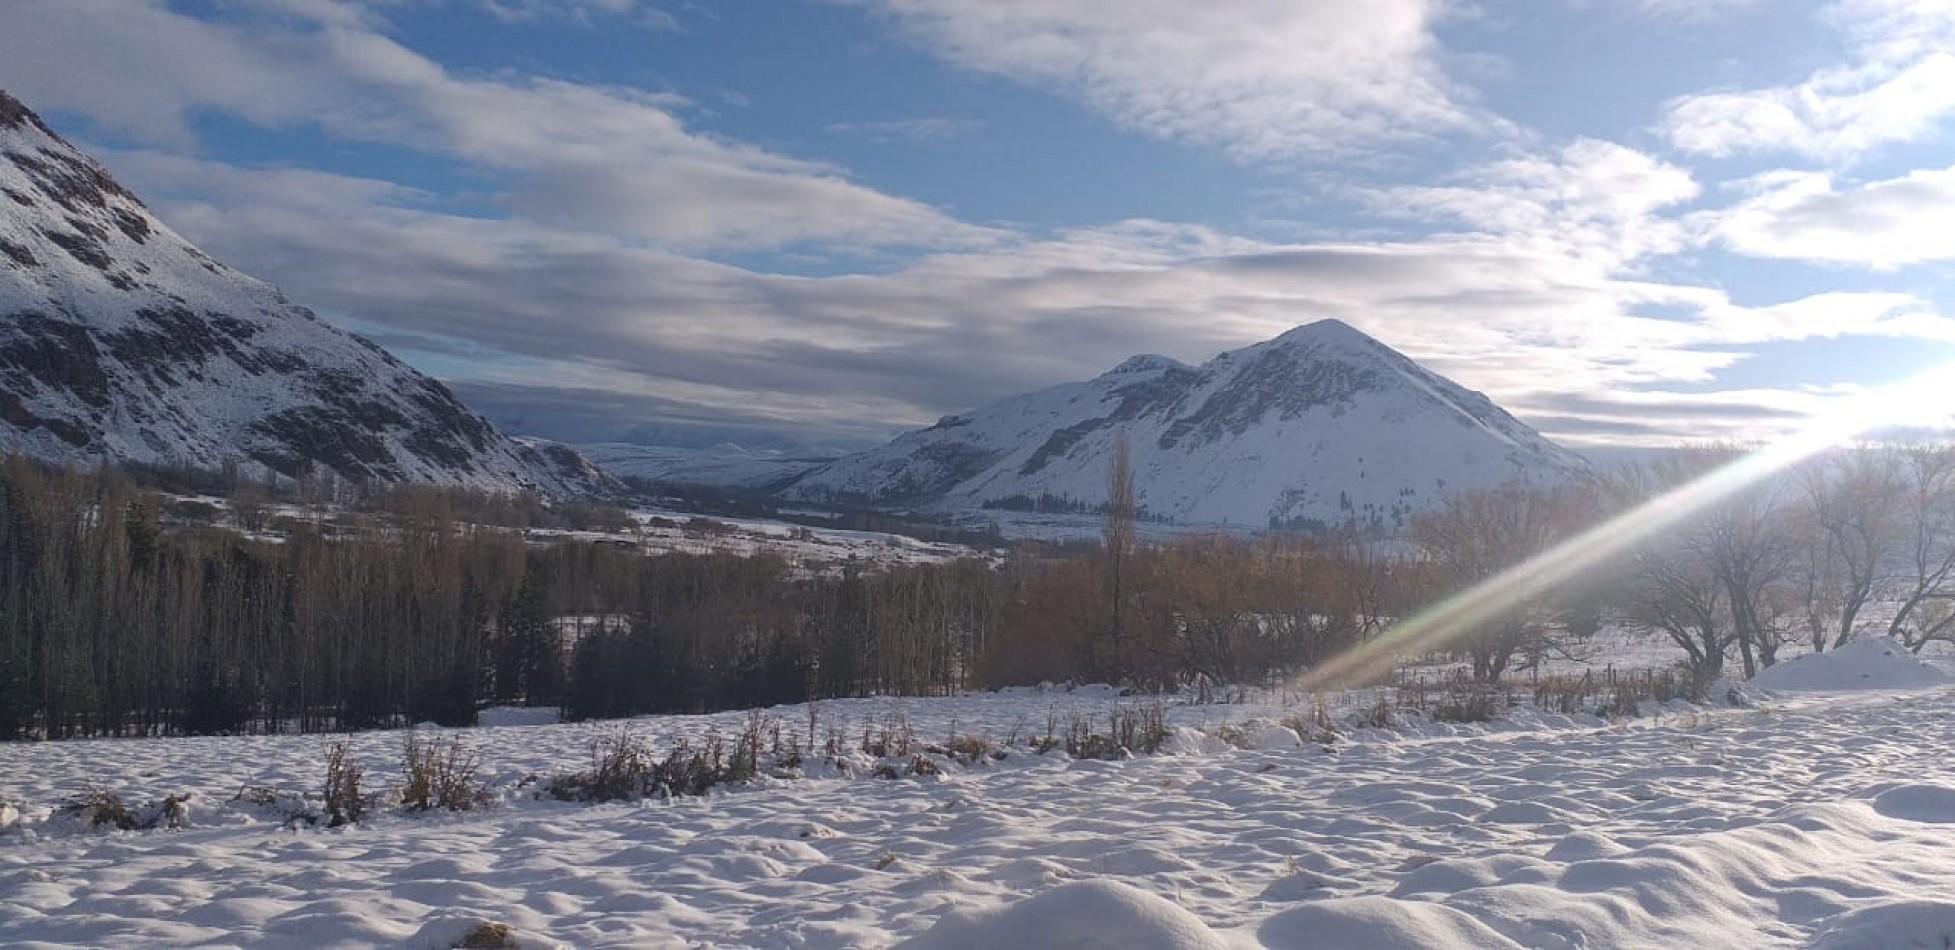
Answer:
[{"xmin": 1294, "ymin": 362, "xmax": 1955, "ymax": 693}]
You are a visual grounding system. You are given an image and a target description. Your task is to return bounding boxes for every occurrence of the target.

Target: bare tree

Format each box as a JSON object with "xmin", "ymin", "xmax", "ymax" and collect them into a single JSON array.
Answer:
[
  {"xmin": 1411, "ymin": 480, "xmax": 1585, "ymax": 682},
  {"xmin": 1888, "ymin": 444, "xmax": 1955, "ymax": 652},
  {"xmin": 1797, "ymin": 447, "xmax": 1902, "ymax": 652},
  {"xmin": 1601, "ymin": 459, "xmax": 1739, "ymax": 684},
  {"xmin": 1101, "ymin": 434, "xmax": 1138, "ymax": 681}
]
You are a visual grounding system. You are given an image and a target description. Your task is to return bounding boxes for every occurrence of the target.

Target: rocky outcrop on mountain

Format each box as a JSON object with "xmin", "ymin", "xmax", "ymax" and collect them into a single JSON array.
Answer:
[
  {"xmin": 789, "ymin": 319, "xmax": 1589, "ymax": 529},
  {"xmin": 0, "ymin": 90, "xmax": 606, "ymax": 495}
]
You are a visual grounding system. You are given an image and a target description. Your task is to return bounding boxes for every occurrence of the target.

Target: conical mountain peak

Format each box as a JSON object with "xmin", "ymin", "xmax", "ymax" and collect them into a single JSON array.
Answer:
[
  {"xmin": 790, "ymin": 322, "xmax": 1587, "ymax": 529},
  {"xmin": 1106, "ymin": 353, "xmax": 1191, "ymax": 376},
  {"xmin": 1265, "ymin": 318, "xmax": 1397, "ymax": 355}
]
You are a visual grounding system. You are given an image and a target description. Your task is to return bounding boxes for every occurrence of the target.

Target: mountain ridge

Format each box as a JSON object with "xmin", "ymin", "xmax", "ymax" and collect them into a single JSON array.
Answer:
[
  {"xmin": 788, "ymin": 319, "xmax": 1589, "ymax": 529},
  {"xmin": 0, "ymin": 90, "xmax": 606, "ymax": 496}
]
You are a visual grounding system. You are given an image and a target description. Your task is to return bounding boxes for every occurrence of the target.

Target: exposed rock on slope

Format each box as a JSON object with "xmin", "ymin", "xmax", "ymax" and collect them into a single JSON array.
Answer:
[
  {"xmin": 0, "ymin": 90, "xmax": 604, "ymax": 495},
  {"xmin": 789, "ymin": 319, "xmax": 1588, "ymax": 528}
]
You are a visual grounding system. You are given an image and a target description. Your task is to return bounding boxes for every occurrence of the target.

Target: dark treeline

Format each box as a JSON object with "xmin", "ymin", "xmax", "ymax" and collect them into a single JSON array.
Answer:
[
  {"xmin": 0, "ymin": 456, "xmax": 1402, "ymax": 740},
  {"xmin": 15, "ymin": 439, "xmax": 1949, "ymax": 741}
]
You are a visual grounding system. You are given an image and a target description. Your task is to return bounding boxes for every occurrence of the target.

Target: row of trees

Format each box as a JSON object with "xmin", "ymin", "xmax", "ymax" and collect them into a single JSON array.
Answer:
[
  {"xmin": 1409, "ymin": 444, "xmax": 1955, "ymax": 684},
  {"xmin": 8, "ymin": 439, "xmax": 1954, "ymax": 739},
  {"xmin": 1612, "ymin": 445, "xmax": 1955, "ymax": 679},
  {"xmin": 0, "ymin": 457, "xmax": 1021, "ymax": 738},
  {"xmin": 0, "ymin": 454, "xmax": 1411, "ymax": 738}
]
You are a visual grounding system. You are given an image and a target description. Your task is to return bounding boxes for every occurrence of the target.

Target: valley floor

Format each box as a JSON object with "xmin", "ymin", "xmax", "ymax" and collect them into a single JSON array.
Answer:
[{"xmin": 5, "ymin": 682, "xmax": 1955, "ymax": 948}]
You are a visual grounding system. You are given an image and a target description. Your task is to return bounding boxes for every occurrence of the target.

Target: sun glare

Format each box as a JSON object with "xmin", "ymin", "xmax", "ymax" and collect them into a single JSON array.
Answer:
[{"xmin": 1294, "ymin": 359, "xmax": 1955, "ymax": 694}]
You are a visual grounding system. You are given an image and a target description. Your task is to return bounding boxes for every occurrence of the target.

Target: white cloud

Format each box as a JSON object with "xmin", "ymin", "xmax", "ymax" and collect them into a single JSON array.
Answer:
[
  {"xmin": 8, "ymin": 1, "xmax": 1947, "ymax": 449},
  {"xmin": 106, "ymin": 148, "xmax": 1950, "ymax": 449},
  {"xmin": 0, "ymin": 0, "xmax": 989, "ymax": 251},
  {"xmin": 1710, "ymin": 164, "xmax": 1955, "ymax": 268},
  {"xmin": 1662, "ymin": 0, "xmax": 1955, "ymax": 157},
  {"xmin": 1627, "ymin": 0, "xmax": 1760, "ymax": 18},
  {"xmin": 1375, "ymin": 139, "xmax": 1700, "ymax": 271},
  {"xmin": 826, "ymin": 117, "xmax": 986, "ymax": 144},
  {"xmin": 473, "ymin": 0, "xmax": 677, "ymax": 29},
  {"xmin": 1699, "ymin": 290, "xmax": 1955, "ymax": 342},
  {"xmin": 1523, "ymin": 385, "xmax": 1899, "ymax": 449},
  {"xmin": 848, "ymin": 0, "xmax": 1488, "ymax": 162}
]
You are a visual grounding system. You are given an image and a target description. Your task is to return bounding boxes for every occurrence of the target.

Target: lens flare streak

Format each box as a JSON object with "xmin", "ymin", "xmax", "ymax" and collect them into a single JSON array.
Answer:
[{"xmin": 1296, "ymin": 364, "xmax": 1955, "ymax": 692}]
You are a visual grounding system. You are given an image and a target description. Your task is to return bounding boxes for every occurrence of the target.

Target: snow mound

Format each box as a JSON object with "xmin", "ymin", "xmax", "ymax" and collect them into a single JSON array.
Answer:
[
  {"xmin": 1870, "ymin": 785, "xmax": 1955, "ymax": 823},
  {"xmin": 1256, "ymin": 895, "xmax": 1522, "ymax": 949},
  {"xmin": 1809, "ymin": 899, "xmax": 1955, "ymax": 950},
  {"xmin": 1161, "ymin": 726, "xmax": 1231, "ymax": 755},
  {"xmin": 1545, "ymin": 830, "xmax": 1630, "ymax": 862},
  {"xmin": 1248, "ymin": 723, "xmax": 1302, "ymax": 749},
  {"xmin": 1749, "ymin": 637, "xmax": 1952, "ymax": 692},
  {"xmin": 897, "ymin": 879, "xmax": 1230, "ymax": 950}
]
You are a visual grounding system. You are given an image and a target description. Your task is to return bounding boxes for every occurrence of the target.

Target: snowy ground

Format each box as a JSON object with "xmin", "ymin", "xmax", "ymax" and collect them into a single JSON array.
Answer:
[
  {"xmin": 617, "ymin": 507, "xmax": 988, "ymax": 571},
  {"xmin": 6, "ymin": 652, "xmax": 1955, "ymax": 948},
  {"xmin": 180, "ymin": 495, "xmax": 987, "ymax": 573}
]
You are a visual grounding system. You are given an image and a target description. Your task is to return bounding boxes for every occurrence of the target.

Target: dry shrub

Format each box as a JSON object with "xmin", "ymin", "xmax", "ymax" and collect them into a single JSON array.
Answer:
[
  {"xmin": 400, "ymin": 734, "xmax": 491, "ymax": 812},
  {"xmin": 1528, "ymin": 667, "xmax": 1699, "ymax": 719},
  {"xmin": 1358, "ymin": 695, "xmax": 1396, "ymax": 729},
  {"xmin": 58, "ymin": 789, "xmax": 135, "ymax": 829},
  {"xmin": 453, "ymin": 921, "xmax": 520, "ymax": 949},
  {"xmin": 930, "ymin": 734, "xmax": 1006, "ymax": 766},
  {"xmin": 323, "ymin": 741, "xmax": 367, "ymax": 827},
  {"xmin": 551, "ymin": 731, "xmax": 655, "ymax": 803},
  {"xmin": 57, "ymin": 789, "xmax": 189, "ymax": 831},
  {"xmin": 554, "ymin": 719, "xmax": 770, "ymax": 802},
  {"xmin": 859, "ymin": 711, "xmax": 916, "ymax": 758},
  {"xmin": 1062, "ymin": 701, "xmax": 1170, "ymax": 760},
  {"xmin": 231, "ymin": 783, "xmax": 317, "ymax": 826},
  {"xmin": 1531, "ymin": 672, "xmax": 1597, "ymax": 715},
  {"xmin": 1065, "ymin": 723, "xmax": 1125, "ymax": 760},
  {"xmin": 1109, "ymin": 700, "xmax": 1170, "ymax": 754},
  {"xmin": 1431, "ymin": 682, "xmax": 1507, "ymax": 723},
  {"xmin": 1281, "ymin": 698, "xmax": 1339, "ymax": 745}
]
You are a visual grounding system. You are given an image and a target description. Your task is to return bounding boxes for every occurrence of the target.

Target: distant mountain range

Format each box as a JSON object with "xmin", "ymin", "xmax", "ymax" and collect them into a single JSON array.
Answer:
[
  {"xmin": 0, "ymin": 89, "xmax": 1582, "ymax": 523},
  {"xmin": 0, "ymin": 90, "xmax": 606, "ymax": 495},
  {"xmin": 784, "ymin": 319, "xmax": 1590, "ymax": 530}
]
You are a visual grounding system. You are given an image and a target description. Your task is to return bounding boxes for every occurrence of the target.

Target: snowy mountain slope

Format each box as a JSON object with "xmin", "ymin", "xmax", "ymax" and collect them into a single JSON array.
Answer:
[
  {"xmin": 0, "ymin": 91, "xmax": 607, "ymax": 495},
  {"xmin": 788, "ymin": 319, "xmax": 1589, "ymax": 527}
]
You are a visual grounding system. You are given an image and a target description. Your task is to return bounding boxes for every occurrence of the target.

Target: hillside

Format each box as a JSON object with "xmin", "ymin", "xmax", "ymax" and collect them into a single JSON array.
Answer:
[
  {"xmin": 0, "ymin": 91, "xmax": 603, "ymax": 495},
  {"xmin": 789, "ymin": 319, "xmax": 1588, "ymax": 528}
]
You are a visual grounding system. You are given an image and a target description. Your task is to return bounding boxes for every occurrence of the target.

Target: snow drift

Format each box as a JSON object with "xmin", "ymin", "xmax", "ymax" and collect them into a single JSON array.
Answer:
[
  {"xmin": 1749, "ymin": 637, "xmax": 1952, "ymax": 692},
  {"xmin": 9, "ymin": 683, "xmax": 1955, "ymax": 946}
]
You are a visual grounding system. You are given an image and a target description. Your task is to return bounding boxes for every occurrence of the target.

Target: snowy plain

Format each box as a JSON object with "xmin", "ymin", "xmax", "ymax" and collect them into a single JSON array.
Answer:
[
  {"xmin": 199, "ymin": 497, "xmax": 987, "ymax": 574},
  {"xmin": 5, "ymin": 646, "xmax": 1955, "ymax": 948}
]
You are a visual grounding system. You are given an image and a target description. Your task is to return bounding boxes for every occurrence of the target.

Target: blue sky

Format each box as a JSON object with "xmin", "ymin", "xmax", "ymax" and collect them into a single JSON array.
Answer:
[{"xmin": 3, "ymin": 0, "xmax": 1954, "ymax": 451}]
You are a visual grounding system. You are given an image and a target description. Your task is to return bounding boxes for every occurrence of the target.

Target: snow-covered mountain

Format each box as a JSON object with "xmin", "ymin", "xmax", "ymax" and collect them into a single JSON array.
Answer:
[
  {"xmin": 788, "ymin": 319, "xmax": 1589, "ymax": 528},
  {"xmin": 0, "ymin": 91, "xmax": 606, "ymax": 495}
]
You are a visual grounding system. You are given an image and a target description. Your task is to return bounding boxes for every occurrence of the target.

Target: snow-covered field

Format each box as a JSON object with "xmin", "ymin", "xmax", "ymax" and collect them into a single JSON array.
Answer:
[
  {"xmin": 616, "ymin": 506, "xmax": 987, "ymax": 571},
  {"xmin": 6, "ymin": 648, "xmax": 1955, "ymax": 948},
  {"xmin": 191, "ymin": 497, "xmax": 987, "ymax": 573}
]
